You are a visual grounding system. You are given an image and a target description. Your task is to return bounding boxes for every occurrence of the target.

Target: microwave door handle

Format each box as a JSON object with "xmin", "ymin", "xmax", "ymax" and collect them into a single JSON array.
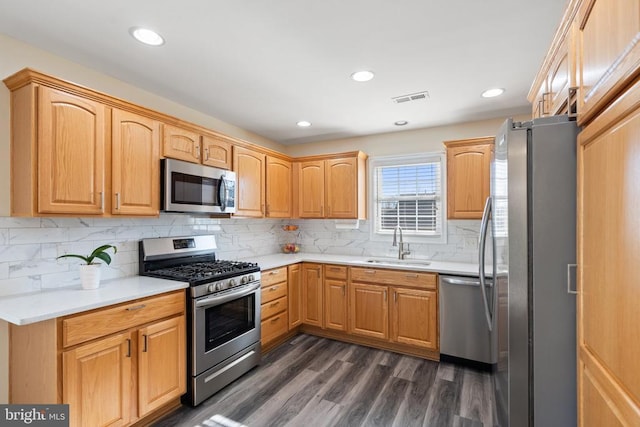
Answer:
[{"xmin": 219, "ymin": 175, "xmax": 227, "ymax": 212}]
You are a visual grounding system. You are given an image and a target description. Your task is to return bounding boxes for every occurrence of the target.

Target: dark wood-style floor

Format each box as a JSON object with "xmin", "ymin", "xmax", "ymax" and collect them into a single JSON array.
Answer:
[{"xmin": 153, "ymin": 335, "xmax": 496, "ymax": 427}]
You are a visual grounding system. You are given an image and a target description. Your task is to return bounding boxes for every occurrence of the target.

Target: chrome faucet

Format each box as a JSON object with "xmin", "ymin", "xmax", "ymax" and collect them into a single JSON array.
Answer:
[{"xmin": 392, "ymin": 225, "xmax": 411, "ymax": 260}]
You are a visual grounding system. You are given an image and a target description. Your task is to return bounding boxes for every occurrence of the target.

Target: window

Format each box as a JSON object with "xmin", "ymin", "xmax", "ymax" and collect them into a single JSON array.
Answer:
[{"xmin": 370, "ymin": 154, "xmax": 446, "ymax": 241}]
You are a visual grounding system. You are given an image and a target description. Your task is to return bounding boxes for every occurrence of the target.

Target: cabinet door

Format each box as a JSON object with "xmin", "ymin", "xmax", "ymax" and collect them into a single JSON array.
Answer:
[
  {"xmin": 288, "ymin": 264, "xmax": 302, "ymax": 329},
  {"xmin": 138, "ymin": 316, "xmax": 186, "ymax": 417},
  {"xmin": 112, "ymin": 109, "xmax": 160, "ymax": 216},
  {"xmin": 578, "ymin": 81, "xmax": 640, "ymax": 426},
  {"xmin": 63, "ymin": 332, "xmax": 132, "ymax": 427},
  {"xmin": 233, "ymin": 146, "xmax": 265, "ymax": 217},
  {"xmin": 349, "ymin": 283, "xmax": 388, "ymax": 340},
  {"xmin": 324, "ymin": 278, "xmax": 347, "ymax": 331},
  {"xmin": 390, "ymin": 287, "xmax": 437, "ymax": 349},
  {"xmin": 325, "ymin": 157, "xmax": 358, "ymax": 218},
  {"xmin": 202, "ymin": 135, "xmax": 232, "ymax": 169},
  {"xmin": 548, "ymin": 34, "xmax": 573, "ymax": 116},
  {"xmin": 298, "ymin": 161, "xmax": 325, "ymax": 218},
  {"xmin": 577, "ymin": 0, "xmax": 640, "ymax": 124},
  {"xmin": 445, "ymin": 139, "xmax": 492, "ymax": 219},
  {"xmin": 265, "ymin": 156, "xmax": 292, "ymax": 218},
  {"xmin": 38, "ymin": 86, "xmax": 107, "ymax": 214},
  {"xmin": 301, "ymin": 263, "xmax": 323, "ymax": 326},
  {"xmin": 162, "ymin": 124, "xmax": 201, "ymax": 163}
]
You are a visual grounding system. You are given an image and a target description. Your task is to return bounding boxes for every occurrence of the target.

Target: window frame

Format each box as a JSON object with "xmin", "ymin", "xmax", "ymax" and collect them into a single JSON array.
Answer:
[{"xmin": 368, "ymin": 153, "xmax": 448, "ymax": 244}]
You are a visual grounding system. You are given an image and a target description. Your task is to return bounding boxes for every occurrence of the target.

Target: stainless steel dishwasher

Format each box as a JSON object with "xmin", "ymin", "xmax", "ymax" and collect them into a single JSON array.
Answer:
[{"xmin": 439, "ymin": 275, "xmax": 496, "ymax": 369}]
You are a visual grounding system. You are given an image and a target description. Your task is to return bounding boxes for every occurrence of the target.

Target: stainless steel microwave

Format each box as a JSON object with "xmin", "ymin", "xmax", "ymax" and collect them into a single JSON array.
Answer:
[{"xmin": 161, "ymin": 158, "xmax": 236, "ymax": 214}]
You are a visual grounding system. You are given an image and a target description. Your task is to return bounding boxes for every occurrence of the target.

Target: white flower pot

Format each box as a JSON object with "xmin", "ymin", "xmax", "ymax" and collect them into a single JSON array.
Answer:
[{"xmin": 79, "ymin": 264, "xmax": 101, "ymax": 290}]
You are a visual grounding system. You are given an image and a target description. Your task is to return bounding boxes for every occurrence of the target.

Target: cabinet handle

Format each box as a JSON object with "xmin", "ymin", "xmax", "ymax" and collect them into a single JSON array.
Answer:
[
  {"xmin": 364, "ymin": 270, "xmax": 376, "ymax": 274},
  {"xmin": 126, "ymin": 304, "xmax": 146, "ymax": 311},
  {"xmin": 270, "ymin": 286, "xmax": 278, "ymax": 291},
  {"xmin": 271, "ymin": 316, "xmax": 280, "ymax": 322},
  {"xmin": 99, "ymin": 191, "xmax": 104, "ymax": 210},
  {"xmin": 384, "ymin": 290, "xmax": 387, "ymax": 301},
  {"xmin": 195, "ymin": 145, "xmax": 200, "ymax": 158},
  {"xmin": 317, "ymin": 269, "xmax": 321, "ymax": 278},
  {"xmin": 270, "ymin": 301, "xmax": 279, "ymax": 307},
  {"xmin": 329, "ymin": 267, "xmax": 341, "ymax": 271},
  {"xmin": 142, "ymin": 334, "xmax": 148, "ymax": 352},
  {"xmin": 270, "ymin": 270, "xmax": 280, "ymax": 275},
  {"xmin": 126, "ymin": 338, "xmax": 131, "ymax": 357},
  {"xmin": 541, "ymin": 92, "xmax": 550, "ymax": 115},
  {"xmin": 115, "ymin": 192, "xmax": 121, "ymax": 210},
  {"xmin": 405, "ymin": 273, "xmax": 419, "ymax": 278},
  {"xmin": 394, "ymin": 291, "xmax": 397, "ymax": 303},
  {"xmin": 266, "ymin": 204, "xmax": 270, "ymax": 216},
  {"xmin": 342, "ymin": 285, "xmax": 345, "ymax": 296},
  {"xmin": 204, "ymin": 147, "xmax": 209, "ymax": 161}
]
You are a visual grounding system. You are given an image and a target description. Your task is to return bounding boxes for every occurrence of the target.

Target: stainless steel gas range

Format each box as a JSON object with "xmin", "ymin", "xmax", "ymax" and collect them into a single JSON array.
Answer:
[{"xmin": 139, "ymin": 235, "xmax": 261, "ymax": 406}]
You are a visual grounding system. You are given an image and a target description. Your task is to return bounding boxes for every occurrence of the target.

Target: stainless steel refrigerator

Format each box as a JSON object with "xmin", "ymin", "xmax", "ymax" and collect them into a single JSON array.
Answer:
[{"xmin": 478, "ymin": 115, "xmax": 578, "ymax": 427}]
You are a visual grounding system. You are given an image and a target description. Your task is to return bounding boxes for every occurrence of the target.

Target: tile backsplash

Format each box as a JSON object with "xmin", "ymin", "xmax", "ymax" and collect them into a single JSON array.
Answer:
[{"xmin": 0, "ymin": 215, "xmax": 480, "ymax": 297}]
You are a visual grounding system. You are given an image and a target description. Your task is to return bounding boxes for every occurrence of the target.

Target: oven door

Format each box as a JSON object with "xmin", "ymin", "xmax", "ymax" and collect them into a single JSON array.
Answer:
[
  {"xmin": 192, "ymin": 281, "xmax": 261, "ymax": 376},
  {"xmin": 162, "ymin": 158, "xmax": 236, "ymax": 214}
]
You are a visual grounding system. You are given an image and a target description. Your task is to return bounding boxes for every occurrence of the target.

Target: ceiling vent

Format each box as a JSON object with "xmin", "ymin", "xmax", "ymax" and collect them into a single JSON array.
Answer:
[{"xmin": 392, "ymin": 91, "xmax": 430, "ymax": 104}]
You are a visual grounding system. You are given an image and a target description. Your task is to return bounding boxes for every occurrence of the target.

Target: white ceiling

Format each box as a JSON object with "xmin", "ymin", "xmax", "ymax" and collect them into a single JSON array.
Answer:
[{"xmin": 0, "ymin": 0, "xmax": 567, "ymax": 145}]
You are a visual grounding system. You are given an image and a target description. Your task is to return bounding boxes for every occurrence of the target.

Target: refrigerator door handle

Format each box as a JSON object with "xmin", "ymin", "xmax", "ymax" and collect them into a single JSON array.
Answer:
[
  {"xmin": 478, "ymin": 196, "xmax": 493, "ymax": 331},
  {"xmin": 567, "ymin": 263, "xmax": 578, "ymax": 295}
]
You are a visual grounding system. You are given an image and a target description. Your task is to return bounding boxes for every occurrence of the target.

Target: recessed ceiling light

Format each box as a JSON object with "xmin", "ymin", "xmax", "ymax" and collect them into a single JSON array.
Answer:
[
  {"xmin": 129, "ymin": 27, "xmax": 165, "ymax": 46},
  {"xmin": 481, "ymin": 88, "xmax": 505, "ymax": 98},
  {"xmin": 351, "ymin": 70, "xmax": 375, "ymax": 82},
  {"xmin": 296, "ymin": 121, "xmax": 312, "ymax": 127},
  {"xmin": 394, "ymin": 120, "xmax": 408, "ymax": 126}
]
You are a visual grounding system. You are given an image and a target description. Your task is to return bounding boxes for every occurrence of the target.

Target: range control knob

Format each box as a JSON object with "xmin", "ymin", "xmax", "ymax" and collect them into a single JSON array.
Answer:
[
  {"xmin": 207, "ymin": 284, "xmax": 214, "ymax": 293},
  {"xmin": 228, "ymin": 279, "xmax": 237, "ymax": 287},
  {"xmin": 215, "ymin": 282, "xmax": 224, "ymax": 291},
  {"xmin": 248, "ymin": 275, "xmax": 255, "ymax": 282},
  {"xmin": 241, "ymin": 276, "xmax": 248, "ymax": 285}
]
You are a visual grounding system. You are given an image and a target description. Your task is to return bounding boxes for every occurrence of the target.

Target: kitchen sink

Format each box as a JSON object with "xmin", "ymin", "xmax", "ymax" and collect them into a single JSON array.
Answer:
[{"xmin": 365, "ymin": 258, "xmax": 431, "ymax": 267}]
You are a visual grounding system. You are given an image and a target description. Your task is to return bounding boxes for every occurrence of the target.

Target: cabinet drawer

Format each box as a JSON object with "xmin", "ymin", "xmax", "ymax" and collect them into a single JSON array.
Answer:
[
  {"xmin": 261, "ymin": 296, "xmax": 288, "ymax": 319},
  {"xmin": 351, "ymin": 267, "xmax": 437, "ymax": 290},
  {"xmin": 324, "ymin": 264, "xmax": 348, "ymax": 280},
  {"xmin": 62, "ymin": 291, "xmax": 184, "ymax": 348},
  {"xmin": 262, "ymin": 268, "xmax": 287, "ymax": 287},
  {"xmin": 261, "ymin": 282, "xmax": 287, "ymax": 304},
  {"xmin": 261, "ymin": 311, "xmax": 288, "ymax": 345}
]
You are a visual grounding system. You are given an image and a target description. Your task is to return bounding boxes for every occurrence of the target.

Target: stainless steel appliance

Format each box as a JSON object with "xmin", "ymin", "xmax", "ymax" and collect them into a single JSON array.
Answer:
[
  {"xmin": 479, "ymin": 115, "xmax": 578, "ymax": 426},
  {"xmin": 161, "ymin": 158, "xmax": 236, "ymax": 214},
  {"xmin": 439, "ymin": 275, "xmax": 496, "ymax": 369},
  {"xmin": 139, "ymin": 235, "xmax": 261, "ymax": 406}
]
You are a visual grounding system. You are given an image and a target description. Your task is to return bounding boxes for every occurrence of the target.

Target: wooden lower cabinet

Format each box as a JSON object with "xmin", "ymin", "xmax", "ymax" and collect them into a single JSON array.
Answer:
[
  {"xmin": 324, "ymin": 279, "xmax": 347, "ymax": 331},
  {"xmin": 288, "ymin": 264, "xmax": 302, "ymax": 329},
  {"xmin": 10, "ymin": 290, "xmax": 186, "ymax": 427},
  {"xmin": 301, "ymin": 263, "xmax": 323, "ymax": 327},
  {"xmin": 63, "ymin": 332, "xmax": 132, "ymax": 427},
  {"xmin": 577, "ymin": 79, "xmax": 640, "ymax": 425},
  {"xmin": 349, "ymin": 283, "xmax": 389, "ymax": 340},
  {"xmin": 391, "ymin": 287, "xmax": 438, "ymax": 349},
  {"xmin": 260, "ymin": 267, "xmax": 290, "ymax": 349}
]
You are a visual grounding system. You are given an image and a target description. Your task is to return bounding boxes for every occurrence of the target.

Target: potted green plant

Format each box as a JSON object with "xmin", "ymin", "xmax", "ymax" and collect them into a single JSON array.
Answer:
[{"xmin": 57, "ymin": 244, "xmax": 117, "ymax": 290}]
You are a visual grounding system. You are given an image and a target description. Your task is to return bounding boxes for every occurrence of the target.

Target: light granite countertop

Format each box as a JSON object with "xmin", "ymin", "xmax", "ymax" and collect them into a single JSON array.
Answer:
[
  {"xmin": 0, "ymin": 276, "xmax": 188, "ymax": 326},
  {"xmin": 0, "ymin": 253, "xmax": 485, "ymax": 326},
  {"xmin": 242, "ymin": 252, "xmax": 485, "ymax": 277}
]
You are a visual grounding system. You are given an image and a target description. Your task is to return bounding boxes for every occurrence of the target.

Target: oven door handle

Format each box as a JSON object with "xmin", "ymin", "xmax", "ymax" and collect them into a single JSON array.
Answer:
[{"xmin": 195, "ymin": 282, "xmax": 261, "ymax": 309}]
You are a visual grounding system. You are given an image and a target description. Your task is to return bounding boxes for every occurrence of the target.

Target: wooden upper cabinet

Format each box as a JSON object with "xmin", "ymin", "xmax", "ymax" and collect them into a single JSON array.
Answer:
[
  {"xmin": 444, "ymin": 137, "xmax": 493, "ymax": 219},
  {"xmin": 37, "ymin": 86, "xmax": 107, "ymax": 215},
  {"xmin": 265, "ymin": 156, "xmax": 292, "ymax": 218},
  {"xmin": 296, "ymin": 152, "xmax": 367, "ymax": 219},
  {"xmin": 201, "ymin": 135, "xmax": 233, "ymax": 170},
  {"xmin": 532, "ymin": 77, "xmax": 550, "ymax": 119},
  {"xmin": 233, "ymin": 145, "xmax": 265, "ymax": 217},
  {"xmin": 577, "ymin": 0, "xmax": 640, "ymax": 124},
  {"xmin": 163, "ymin": 124, "xmax": 233, "ymax": 170},
  {"xmin": 548, "ymin": 32, "xmax": 575, "ymax": 116},
  {"xmin": 162, "ymin": 124, "xmax": 201, "ymax": 163},
  {"xmin": 112, "ymin": 110, "xmax": 160, "ymax": 216},
  {"xmin": 298, "ymin": 160, "xmax": 325, "ymax": 218}
]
